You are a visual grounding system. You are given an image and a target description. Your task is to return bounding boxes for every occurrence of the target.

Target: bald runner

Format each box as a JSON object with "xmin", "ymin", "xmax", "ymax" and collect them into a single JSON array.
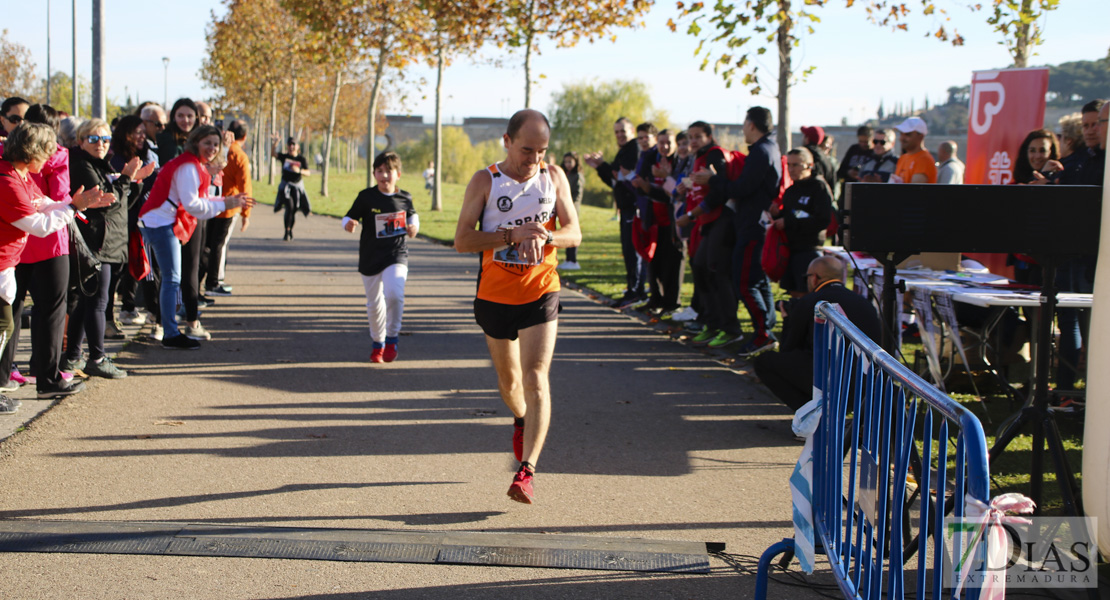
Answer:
[{"xmin": 455, "ymin": 109, "xmax": 581, "ymax": 504}]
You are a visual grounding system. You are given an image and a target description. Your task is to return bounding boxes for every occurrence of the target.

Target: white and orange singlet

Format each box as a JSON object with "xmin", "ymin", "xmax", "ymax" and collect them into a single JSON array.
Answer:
[{"xmin": 476, "ymin": 163, "xmax": 560, "ymax": 305}]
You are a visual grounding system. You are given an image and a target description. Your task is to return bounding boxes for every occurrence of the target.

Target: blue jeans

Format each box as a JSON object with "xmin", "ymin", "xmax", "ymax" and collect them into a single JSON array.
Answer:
[
  {"xmin": 1055, "ymin": 259, "xmax": 1093, "ymax": 389},
  {"xmin": 144, "ymin": 225, "xmax": 182, "ymax": 339},
  {"xmin": 618, "ymin": 208, "xmax": 645, "ymax": 295}
]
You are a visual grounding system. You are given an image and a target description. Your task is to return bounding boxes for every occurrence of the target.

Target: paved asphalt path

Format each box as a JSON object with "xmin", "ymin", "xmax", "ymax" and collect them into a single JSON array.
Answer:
[{"xmin": 0, "ymin": 205, "xmax": 834, "ymax": 599}]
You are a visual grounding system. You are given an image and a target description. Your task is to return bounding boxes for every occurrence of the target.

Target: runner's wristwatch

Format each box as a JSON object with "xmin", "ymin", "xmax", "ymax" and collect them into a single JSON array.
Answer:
[{"xmin": 544, "ymin": 230, "xmax": 554, "ymax": 245}]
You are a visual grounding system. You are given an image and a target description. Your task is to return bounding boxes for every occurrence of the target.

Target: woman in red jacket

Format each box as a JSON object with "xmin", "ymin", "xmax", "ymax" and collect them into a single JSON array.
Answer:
[
  {"xmin": 139, "ymin": 125, "xmax": 252, "ymax": 349},
  {"xmin": 0, "ymin": 123, "xmax": 113, "ymax": 407}
]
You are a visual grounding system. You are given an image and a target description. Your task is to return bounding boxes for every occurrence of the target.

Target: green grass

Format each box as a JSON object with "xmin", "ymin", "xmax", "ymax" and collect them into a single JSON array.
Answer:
[
  {"xmin": 897, "ymin": 338, "xmax": 1085, "ymax": 514},
  {"xmin": 255, "ymin": 168, "xmax": 787, "ymax": 338}
]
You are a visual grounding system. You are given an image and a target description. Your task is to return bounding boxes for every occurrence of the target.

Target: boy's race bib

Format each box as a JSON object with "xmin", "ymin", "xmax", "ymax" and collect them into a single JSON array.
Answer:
[{"xmin": 374, "ymin": 210, "xmax": 407, "ymax": 238}]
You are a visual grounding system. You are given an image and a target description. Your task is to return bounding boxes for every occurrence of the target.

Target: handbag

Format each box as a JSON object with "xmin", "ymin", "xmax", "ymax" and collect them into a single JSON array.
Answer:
[
  {"xmin": 127, "ymin": 227, "xmax": 150, "ymax": 280},
  {"xmin": 69, "ymin": 217, "xmax": 102, "ymax": 296},
  {"xmin": 761, "ymin": 221, "xmax": 790, "ymax": 283}
]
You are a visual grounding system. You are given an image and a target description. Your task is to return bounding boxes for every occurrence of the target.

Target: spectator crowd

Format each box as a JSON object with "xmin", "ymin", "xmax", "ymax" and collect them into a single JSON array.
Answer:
[
  {"xmin": 0, "ymin": 94, "xmax": 257, "ymax": 411},
  {"xmin": 2, "ymin": 85, "xmax": 1105, "ymax": 415},
  {"xmin": 578, "ymin": 98, "xmax": 1105, "ymax": 409}
]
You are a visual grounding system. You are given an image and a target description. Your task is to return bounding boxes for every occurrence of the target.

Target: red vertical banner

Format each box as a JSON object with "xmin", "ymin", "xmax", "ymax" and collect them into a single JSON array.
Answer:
[
  {"xmin": 964, "ymin": 68, "xmax": 1049, "ymax": 276},
  {"xmin": 966, "ymin": 68, "xmax": 1050, "ymax": 184}
]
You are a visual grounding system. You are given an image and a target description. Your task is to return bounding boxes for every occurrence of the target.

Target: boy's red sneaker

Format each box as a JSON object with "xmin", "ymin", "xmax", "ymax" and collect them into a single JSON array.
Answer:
[
  {"xmin": 383, "ymin": 343, "xmax": 398, "ymax": 362},
  {"xmin": 370, "ymin": 347, "xmax": 385, "ymax": 363},
  {"xmin": 507, "ymin": 466, "xmax": 535, "ymax": 504}
]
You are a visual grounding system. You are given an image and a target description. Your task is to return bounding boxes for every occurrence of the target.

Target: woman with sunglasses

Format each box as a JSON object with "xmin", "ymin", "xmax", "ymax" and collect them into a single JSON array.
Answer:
[
  {"xmin": 0, "ymin": 97, "xmax": 30, "ymax": 140},
  {"xmin": 62, "ymin": 119, "xmax": 154, "ymax": 379},
  {"xmin": 140, "ymin": 125, "xmax": 252, "ymax": 349}
]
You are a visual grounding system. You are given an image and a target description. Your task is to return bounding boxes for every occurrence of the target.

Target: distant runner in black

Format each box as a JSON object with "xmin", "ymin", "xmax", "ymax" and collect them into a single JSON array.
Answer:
[{"xmin": 271, "ymin": 135, "xmax": 311, "ymax": 241}]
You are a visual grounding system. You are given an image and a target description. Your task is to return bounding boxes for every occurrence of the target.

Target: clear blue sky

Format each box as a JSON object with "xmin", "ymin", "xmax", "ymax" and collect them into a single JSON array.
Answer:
[{"xmin": 3, "ymin": 0, "xmax": 1106, "ymax": 129}]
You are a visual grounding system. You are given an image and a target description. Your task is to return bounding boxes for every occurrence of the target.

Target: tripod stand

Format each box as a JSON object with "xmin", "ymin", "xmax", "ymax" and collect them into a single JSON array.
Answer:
[{"xmin": 987, "ymin": 258, "xmax": 1084, "ymax": 516}]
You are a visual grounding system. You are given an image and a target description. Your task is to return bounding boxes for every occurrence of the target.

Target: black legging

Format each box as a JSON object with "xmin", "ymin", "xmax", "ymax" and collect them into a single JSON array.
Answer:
[
  {"xmin": 0, "ymin": 256, "xmax": 68, "ymax": 389},
  {"xmin": 181, "ymin": 220, "xmax": 207, "ymax": 322},
  {"xmin": 65, "ymin": 262, "xmax": 123, "ymax": 362},
  {"xmin": 649, "ymin": 221, "xmax": 684, "ymax": 311},
  {"xmin": 202, "ymin": 215, "xmax": 234, "ymax": 290},
  {"xmin": 0, "ymin": 301, "xmax": 12, "ymax": 362},
  {"xmin": 284, "ymin": 206, "xmax": 297, "ymax": 232}
]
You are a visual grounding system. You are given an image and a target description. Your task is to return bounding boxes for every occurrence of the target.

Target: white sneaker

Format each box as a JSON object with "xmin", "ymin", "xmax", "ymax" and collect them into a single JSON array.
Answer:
[
  {"xmin": 557, "ymin": 261, "xmax": 581, "ymax": 271},
  {"xmin": 119, "ymin": 309, "xmax": 147, "ymax": 325},
  {"xmin": 669, "ymin": 307, "xmax": 699, "ymax": 322},
  {"xmin": 185, "ymin": 322, "xmax": 212, "ymax": 341},
  {"xmin": 149, "ymin": 324, "xmax": 164, "ymax": 341}
]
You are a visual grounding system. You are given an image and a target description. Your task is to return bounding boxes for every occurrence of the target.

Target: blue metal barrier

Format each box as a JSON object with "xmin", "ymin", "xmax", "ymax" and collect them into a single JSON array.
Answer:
[{"xmin": 755, "ymin": 301, "xmax": 991, "ymax": 600}]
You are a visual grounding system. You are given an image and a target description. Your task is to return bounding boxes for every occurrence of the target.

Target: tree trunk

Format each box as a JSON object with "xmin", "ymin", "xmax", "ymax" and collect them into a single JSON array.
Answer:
[
  {"xmin": 1013, "ymin": 0, "xmax": 1033, "ymax": 67},
  {"xmin": 268, "ymin": 85, "xmax": 277, "ymax": 186},
  {"xmin": 523, "ymin": 0, "xmax": 536, "ymax": 108},
  {"xmin": 287, "ymin": 78, "xmax": 298, "ymax": 141},
  {"xmin": 321, "ymin": 70, "xmax": 342, "ymax": 198},
  {"xmin": 775, "ymin": 0, "xmax": 793, "ymax": 152},
  {"xmin": 432, "ymin": 42, "xmax": 445, "ymax": 212},
  {"xmin": 253, "ymin": 87, "xmax": 265, "ymax": 181},
  {"xmin": 366, "ymin": 40, "xmax": 388, "ymax": 187}
]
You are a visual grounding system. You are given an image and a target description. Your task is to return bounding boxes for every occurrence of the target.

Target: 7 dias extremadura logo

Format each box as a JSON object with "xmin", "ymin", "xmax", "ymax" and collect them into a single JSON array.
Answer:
[{"xmin": 944, "ymin": 514, "xmax": 1098, "ymax": 591}]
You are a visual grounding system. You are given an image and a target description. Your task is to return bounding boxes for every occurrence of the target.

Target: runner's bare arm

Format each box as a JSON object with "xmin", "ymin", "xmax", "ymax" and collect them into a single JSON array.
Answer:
[
  {"xmin": 454, "ymin": 169, "xmax": 547, "ymax": 253},
  {"xmin": 546, "ymin": 164, "xmax": 581, "ymax": 249}
]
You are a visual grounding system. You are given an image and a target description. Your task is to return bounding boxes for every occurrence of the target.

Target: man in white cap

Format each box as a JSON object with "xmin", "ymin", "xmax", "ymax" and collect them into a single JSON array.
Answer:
[{"xmin": 892, "ymin": 117, "xmax": 936, "ymax": 184}]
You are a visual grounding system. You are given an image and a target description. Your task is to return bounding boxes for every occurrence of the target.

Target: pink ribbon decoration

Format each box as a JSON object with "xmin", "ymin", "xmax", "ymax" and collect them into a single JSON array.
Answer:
[{"xmin": 956, "ymin": 493, "xmax": 1037, "ymax": 600}]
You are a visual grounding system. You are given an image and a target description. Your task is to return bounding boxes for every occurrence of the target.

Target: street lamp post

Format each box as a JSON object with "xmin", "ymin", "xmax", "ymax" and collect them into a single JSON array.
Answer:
[
  {"xmin": 162, "ymin": 57, "xmax": 170, "ymax": 108},
  {"xmin": 46, "ymin": 0, "xmax": 51, "ymax": 105}
]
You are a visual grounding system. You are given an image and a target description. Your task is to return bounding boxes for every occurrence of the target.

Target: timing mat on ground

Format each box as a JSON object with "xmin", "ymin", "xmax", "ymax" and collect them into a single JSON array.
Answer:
[{"xmin": 0, "ymin": 519, "xmax": 711, "ymax": 573}]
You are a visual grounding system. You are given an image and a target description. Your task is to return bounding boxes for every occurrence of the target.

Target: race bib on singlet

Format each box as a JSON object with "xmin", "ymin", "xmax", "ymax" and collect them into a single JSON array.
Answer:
[
  {"xmin": 492, "ymin": 227, "xmax": 542, "ymax": 266},
  {"xmin": 374, "ymin": 210, "xmax": 407, "ymax": 238}
]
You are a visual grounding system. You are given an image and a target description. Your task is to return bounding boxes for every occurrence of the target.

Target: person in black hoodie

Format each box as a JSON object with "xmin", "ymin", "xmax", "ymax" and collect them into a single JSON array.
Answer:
[
  {"xmin": 772, "ymin": 148, "xmax": 833, "ymax": 297},
  {"xmin": 753, "ymin": 255, "xmax": 880, "ymax": 410},
  {"xmin": 694, "ymin": 107, "xmax": 783, "ymax": 358},
  {"xmin": 63, "ymin": 118, "xmax": 151, "ymax": 379},
  {"xmin": 583, "ymin": 117, "xmax": 643, "ymax": 307}
]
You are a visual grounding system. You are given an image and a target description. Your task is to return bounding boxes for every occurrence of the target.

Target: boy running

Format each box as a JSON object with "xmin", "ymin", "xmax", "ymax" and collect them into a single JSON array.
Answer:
[{"xmin": 343, "ymin": 152, "xmax": 419, "ymax": 363}]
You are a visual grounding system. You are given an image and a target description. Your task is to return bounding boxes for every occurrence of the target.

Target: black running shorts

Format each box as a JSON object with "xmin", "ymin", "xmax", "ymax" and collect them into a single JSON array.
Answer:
[{"xmin": 473, "ymin": 292, "xmax": 561, "ymax": 341}]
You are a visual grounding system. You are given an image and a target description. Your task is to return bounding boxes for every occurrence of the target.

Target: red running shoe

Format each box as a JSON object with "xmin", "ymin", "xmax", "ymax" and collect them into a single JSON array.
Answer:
[
  {"xmin": 507, "ymin": 466, "xmax": 535, "ymax": 504},
  {"xmin": 383, "ymin": 343, "xmax": 398, "ymax": 363},
  {"xmin": 370, "ymin": 347, "xmax": 385, "ymax": 363},
  {"xmin": 513, "ymin": 420, "xmax": 524, "ymax": 462}
]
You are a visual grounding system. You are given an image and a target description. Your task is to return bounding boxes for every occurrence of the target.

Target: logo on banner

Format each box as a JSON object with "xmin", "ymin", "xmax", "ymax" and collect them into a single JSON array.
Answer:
[
  {"xmin": 971, "ymin": 72, "xmax": 1006, "ymax": 135},
  {"xmin": 988, "ymin": 152, "xmax": 1013, "ymax": 185}
]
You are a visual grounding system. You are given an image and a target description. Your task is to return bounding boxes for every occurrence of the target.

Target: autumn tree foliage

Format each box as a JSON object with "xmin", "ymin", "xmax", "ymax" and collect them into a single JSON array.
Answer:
[
  {"xmin": 669, "ymin": 0, "xmax": 967, "ymax": 150},
  {"xmin": 0, "ymin": 30, "xmax": 38, "ymax": 100},
  {"xmin": 204, "ymin": 0, "xmax": 315, "ymax": 184},
  {"xmin": 281, "ymin": 0, "xmax": 428, "ymax": 189},
  {"xmin": 501, "ymin": 0, "xmax": 654, "ymax": 108},
  {"xmin": 986, "ymin": 0, "xmax": 1060, "ymax": 68}
]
